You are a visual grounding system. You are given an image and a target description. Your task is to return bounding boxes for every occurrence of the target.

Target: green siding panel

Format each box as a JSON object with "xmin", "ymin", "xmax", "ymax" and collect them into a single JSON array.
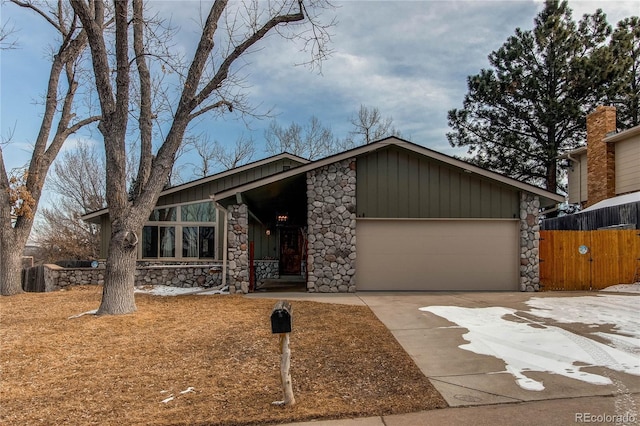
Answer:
[
  {"xmin": 407, "ymin": 155, "xmax": 420, "ymax": 217},
  {"xmin": 100, "ymin": 216, "xmax": 111, "ymax": 258},
  {"xmin": 377, "ymin": 150, "xmax": 388, "ymax": 217},
  {"xmin": 387, "ymin": 149, "xmax": 399, "ymax": 217},
  {"xmin": 397, "ymin": 150, "xmax": 410, "ymax": 217},
  {"xmin": 356, "ymin": 146, "xmax": 519, "ymax": 219},
  {"xmin": 156, "ymin": 158, "xmax": 303, "ymax": 206}
]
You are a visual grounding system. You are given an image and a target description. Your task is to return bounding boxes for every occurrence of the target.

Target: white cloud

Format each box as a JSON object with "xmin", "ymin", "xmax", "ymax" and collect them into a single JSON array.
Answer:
[{"xmin": 2, "ymin": 0, "xmax": 637, "ymax": 172}]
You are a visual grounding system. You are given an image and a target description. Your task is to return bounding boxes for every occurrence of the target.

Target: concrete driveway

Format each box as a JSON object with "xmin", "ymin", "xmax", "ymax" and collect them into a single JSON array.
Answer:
[
  {"xmin": 248, "ymin": 290, "xmax": 640, "ymax": 415},
  {"xmin": 356, "ymin": 291, "xmax": 640, "ymax": 409}
]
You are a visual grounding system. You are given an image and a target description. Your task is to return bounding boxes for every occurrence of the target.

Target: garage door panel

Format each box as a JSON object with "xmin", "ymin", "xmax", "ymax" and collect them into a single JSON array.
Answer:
[{"xmin": 356, "ymin": 220, "xmax": 519, "ymax": 291}]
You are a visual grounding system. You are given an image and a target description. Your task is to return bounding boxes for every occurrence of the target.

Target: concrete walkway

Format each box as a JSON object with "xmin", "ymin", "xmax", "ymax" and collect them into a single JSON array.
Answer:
[
  {"xmin": 247, "ymin": 291, "xmax": 640, "ymax": 425},
  {"xmin": 281, "ymin": 395, "xmax": 640, "ymax": 426}
]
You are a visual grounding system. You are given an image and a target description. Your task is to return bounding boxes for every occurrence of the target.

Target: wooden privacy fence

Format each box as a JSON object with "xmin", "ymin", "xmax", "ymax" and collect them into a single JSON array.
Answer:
[
  {"xmin": 22, "ymin": 265, "xmax": 46, "ymax": 292},
  {"xmin": 539, "ymin": 229, "xmax": 640, "ymax": 291}
]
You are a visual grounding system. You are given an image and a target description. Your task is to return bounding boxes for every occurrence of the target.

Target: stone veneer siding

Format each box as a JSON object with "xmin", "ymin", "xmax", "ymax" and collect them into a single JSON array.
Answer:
[
  {"xmin": 41, "ymin": 263, "xmax": 225, "ymax": 292},
  {"xmin": 306, "ymin": 158, "xmax": 357, "ymax": 292},
  {"xmin": 44, "ymin": 265, "xmax": 104, "ymax": 291},
  {"xmin": 255, "ymin": 260, "xmax": 279, "ymax": 286},
  {"xmin": 520, "ymin": 193, "xmax": 541, "ymax": 291},
  {"xmin": 227, "ymin": 204, "xmax": 250, "ymax": 294}
]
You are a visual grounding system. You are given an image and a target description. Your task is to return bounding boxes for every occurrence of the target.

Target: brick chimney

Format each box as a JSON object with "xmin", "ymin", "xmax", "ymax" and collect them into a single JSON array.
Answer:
[{"xmin": 586, "ymin": 106, "xmax": 616, "ymax": 207}]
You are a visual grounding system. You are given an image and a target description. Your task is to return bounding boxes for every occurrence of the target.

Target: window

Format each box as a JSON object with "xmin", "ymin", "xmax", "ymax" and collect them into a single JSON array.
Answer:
[
  {"xmin": 149, "ymin": 207, "xmax": 176, "ymax": 221},
  {"xmin": 142, "ymin": 201, "xmax": 217, "ymax": 260},
  {"xmin": 183, "ymin": 226, "xmax": 215, "ymax": 258},
  {"xmin": 182, "ymin": 202, "xmax": 216, "ymax": 222},
  {"xmin": 142, "ymin": 226, "xmax": 158, "ymax": 258},
  {"xmin": 160, "ymin": 227, "xmax": 175, "ymax": 257}
]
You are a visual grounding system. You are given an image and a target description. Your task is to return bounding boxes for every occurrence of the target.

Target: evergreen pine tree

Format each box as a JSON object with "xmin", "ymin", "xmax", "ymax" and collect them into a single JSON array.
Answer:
[{"xmin": 447, "ymin": 0, "xmax": 614, "ymax": 192}]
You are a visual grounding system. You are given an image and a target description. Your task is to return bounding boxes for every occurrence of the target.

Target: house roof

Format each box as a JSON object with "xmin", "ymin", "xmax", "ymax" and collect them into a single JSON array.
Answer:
[
  {"xmin": 579, "ymin": 191, "xmax": 640, "ymax": 213},
  {"xmin": 212, "ymin": 137, "xmax": 564, "ymax": 207},
  {"xmin": 558, "ymin": 146, "xmax": 587, "ymax": 159},
  {"xmin": 81, "ymin": 152, "xmax": 309, "ymax": 222},
  {"xmin": 603, "ymin": 123, "xmax": 640, "ymax": 143}
]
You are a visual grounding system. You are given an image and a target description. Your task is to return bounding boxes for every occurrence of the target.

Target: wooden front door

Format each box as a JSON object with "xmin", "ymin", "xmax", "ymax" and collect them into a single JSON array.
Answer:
[{"xmin": 280, "ymin": 227, "xmax": 302, "ymax": 275}]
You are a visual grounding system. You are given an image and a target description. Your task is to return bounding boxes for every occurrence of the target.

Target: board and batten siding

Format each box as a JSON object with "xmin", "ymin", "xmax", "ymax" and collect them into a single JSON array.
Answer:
[
  {"xmin": 156, "ymin": 158, "xmax": 303, "ymax": 206},
  {"xmin": 249, "ymin": 220, "xmax": 278, "ymax": 260},
  {"xmin": 356, "ymin": 146, "xmax": 519, "ymax": 219},
  {"xmin": 99, "ymin": 216, "xmax": 111, "ymax": 258},
  {"xmin": 567, "ymin": 151, "xmax": 588, "ymax": 204},
  {"xmin": 615, "ymin": 136, "xmax": 640, "ymax": 195}
]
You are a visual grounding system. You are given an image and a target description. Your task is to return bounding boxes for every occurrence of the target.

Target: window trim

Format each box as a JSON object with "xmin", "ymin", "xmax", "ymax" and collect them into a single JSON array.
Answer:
[{"xmin": 141, "ymin": 201, "xmax": 219, "ymax": 260}]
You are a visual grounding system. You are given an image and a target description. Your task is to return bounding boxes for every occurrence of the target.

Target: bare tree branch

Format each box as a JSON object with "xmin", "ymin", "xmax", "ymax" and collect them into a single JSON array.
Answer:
[{"xmin": 1, "ymin": 0, "xmax": 102, "ymax": 295}]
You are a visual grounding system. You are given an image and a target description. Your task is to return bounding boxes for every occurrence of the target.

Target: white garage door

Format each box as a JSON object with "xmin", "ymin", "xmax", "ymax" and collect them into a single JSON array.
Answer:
[{"xmin": 356, "ymin": 219, "xmax": 520, "ymax": 291}]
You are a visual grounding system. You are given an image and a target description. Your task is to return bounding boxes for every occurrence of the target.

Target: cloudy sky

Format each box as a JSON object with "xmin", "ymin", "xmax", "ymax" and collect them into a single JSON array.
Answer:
[{"xmin": 1, "ymin": 0, "xmax": 638, "ymax": 182}]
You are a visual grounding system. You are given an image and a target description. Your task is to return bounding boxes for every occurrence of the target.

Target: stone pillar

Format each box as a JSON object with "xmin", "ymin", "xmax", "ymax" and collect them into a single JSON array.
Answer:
[
  {"xmin": 306, "ymin": 159, "xmax": 357, "ymax": 293},
  {"xmin": 519, "ymin": 193, "xmax": 540, "ymax": 291},
  {"xmin": 586, "ymin": 106, "xmax": 617, "ymax": 207},
  {"xmin": 227, "ymin": 204, "xmax": 249, "ymax": 294}
]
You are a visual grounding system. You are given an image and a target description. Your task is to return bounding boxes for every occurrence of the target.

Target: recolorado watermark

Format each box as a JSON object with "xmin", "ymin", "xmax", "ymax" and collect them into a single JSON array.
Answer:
[{"xmin": 575, "ymin": 412, "xmax": 637, "ymax": 424}]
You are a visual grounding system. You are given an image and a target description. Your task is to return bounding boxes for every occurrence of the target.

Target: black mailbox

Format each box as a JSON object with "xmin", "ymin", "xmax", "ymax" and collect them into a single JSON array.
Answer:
[{"xmin": 271, "ymin": 300, "xmax": 292, "ymax": 334}]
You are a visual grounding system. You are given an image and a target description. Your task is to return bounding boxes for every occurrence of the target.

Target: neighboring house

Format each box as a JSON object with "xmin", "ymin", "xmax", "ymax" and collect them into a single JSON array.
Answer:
[
  {"xmin": 83, "ymin": 137, "xmax": 563, "ymax": 293},
  {"xmin": 549, "ymin": 106, "xmax": 640, "ymax": 230}
]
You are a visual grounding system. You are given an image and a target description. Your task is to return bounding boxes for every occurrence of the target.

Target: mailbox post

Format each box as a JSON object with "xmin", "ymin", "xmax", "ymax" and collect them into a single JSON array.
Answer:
[{"xmin": 271, "ymin": 300, "xmax": 295, "ymax": 406}]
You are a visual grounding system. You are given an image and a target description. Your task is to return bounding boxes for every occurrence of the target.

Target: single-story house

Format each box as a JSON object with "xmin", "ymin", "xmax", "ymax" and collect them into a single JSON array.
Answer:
[{"xmin": 83, "ymin": 137, "xmax": 563, "ymax": 293}]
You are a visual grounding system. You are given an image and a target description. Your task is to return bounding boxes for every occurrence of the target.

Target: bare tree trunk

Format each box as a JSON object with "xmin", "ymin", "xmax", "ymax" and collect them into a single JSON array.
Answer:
[
  {"xmin": 0, "ymin": 235, "xmax": 23, "ymax": 295},
  {"xmin": 97, "ymin": 239, "xmax": 137, "ymax": 315},
  {"xmin": 68, "ymin": 0, "xmax": 328, "ymax": 315}
]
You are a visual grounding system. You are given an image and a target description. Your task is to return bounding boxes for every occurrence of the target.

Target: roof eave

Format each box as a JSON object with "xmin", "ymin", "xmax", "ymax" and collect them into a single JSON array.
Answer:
[
  {"xmin": 604, "ymin": 124, "xmax": 640, "ymax": 143},
  {"xmin": 79, "ymin": 152, "xmax": 309, "ymax": 221},
  {"xmin": 213, "ymin": 137, "xmax": 564, "ymax": 205}
]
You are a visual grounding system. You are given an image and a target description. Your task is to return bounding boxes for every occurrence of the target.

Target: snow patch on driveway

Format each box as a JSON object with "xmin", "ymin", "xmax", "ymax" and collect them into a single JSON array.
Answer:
[
  {"xmin": 420, "ymin": 295, "xmax": 640, "ymax": 391},
  {"xmin": 525, "ymin": 295, "xmax": 640, "ymax": 342}
]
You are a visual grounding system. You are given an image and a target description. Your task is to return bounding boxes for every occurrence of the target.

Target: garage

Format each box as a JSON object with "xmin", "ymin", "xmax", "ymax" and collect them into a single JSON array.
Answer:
[{"xmin": 356, "ymin": 219, "xmax": 520, "ymax": 291}]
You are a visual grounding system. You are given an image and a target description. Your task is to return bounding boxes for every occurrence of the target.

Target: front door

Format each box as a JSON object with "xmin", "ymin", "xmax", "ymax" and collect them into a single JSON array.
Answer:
[{"xmin": 280, "ymin": 227, "xmax": 302, "ymax": 275}]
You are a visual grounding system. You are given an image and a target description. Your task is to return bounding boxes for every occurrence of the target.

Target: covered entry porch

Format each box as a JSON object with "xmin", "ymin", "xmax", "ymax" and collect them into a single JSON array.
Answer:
[{"xmin": 214, "ymin": 173, "xmax": 308, "ymax": 293}]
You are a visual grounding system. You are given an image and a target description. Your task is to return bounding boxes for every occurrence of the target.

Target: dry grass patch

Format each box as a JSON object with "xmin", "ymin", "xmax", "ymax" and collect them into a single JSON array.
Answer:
[{"xmin": 0, "ymin": 286, "xmax": 446, "ymax": 425}]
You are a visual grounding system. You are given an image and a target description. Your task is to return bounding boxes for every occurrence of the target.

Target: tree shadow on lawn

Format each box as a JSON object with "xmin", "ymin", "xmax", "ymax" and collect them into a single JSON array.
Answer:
[{"xmin": 0, "ymin": 286, "xmax": 447, "ymax": 425}]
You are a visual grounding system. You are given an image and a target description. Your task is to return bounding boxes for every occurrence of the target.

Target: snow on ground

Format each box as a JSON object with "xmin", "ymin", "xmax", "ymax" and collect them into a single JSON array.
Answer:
[
  {"xmin": 526, "ymin": 295, "xmax": 640, "ymax": 342},
  {"xmin": 420, "ymin": 294, "xmax": 640, "ymax": 391},
  {"xmin": 134, "ymin": 285, "xmax": 229, "ymax": 296},
  {"xmin": 601, "ymin": 283, "xmax": 640, "ymax": 293}
]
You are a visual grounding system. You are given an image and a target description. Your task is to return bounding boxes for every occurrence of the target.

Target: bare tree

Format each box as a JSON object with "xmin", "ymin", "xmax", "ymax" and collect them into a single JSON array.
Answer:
[
  {"xmin": 33, "ymin": 141, "xmax": 106, "ymax": 262},
  {"xmin": 265, "ymin": 106, "xmax": 400, "ymax": 159},
  {"xmin": 47, "ymin": 142, "xmax": 106, "ymax": 213},
  {"xmin": 345, "ymin": 104, "xmax": 401, "ymax": 146},
  {"xmin": 0, "ymin": 19, "xmax": 18, "ymax": 50},
  {"xmin": 212, "ymin": 135, "xmax": 256, "ymax": 171},
  {"xmin": 34, "ymin": 202, "xmax": 100, "ymax": 262},
  {"xmin": 0, "ymin": 1, "xmax": 100, "ymax": 295},
  {"xmin": 67, "ymin": 0, "xmax": 332, "ymax": 314},
  {"xmin": 183, "ymin": 133, "xmax": 256, "ymax": 178},
  {"xmin": 265, "ymin": 115, "xmax": 338, "ymax": 159}
]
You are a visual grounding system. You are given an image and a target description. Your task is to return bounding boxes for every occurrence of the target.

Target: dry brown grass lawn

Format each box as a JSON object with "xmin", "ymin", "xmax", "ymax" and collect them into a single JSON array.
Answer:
[{"xmin": 0, "ymin": 286, "xmax": 447, "ymax": 425}]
